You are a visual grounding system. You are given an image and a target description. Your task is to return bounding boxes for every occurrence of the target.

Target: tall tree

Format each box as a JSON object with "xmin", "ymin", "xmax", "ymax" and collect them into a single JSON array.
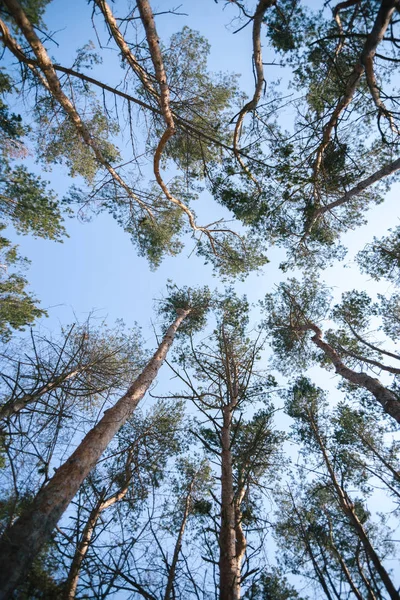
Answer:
[
  {"xmin": 274, "ymin": 377, "xmax": 399, "ymax": 600},
  {"xmin": 0, "ymin": 285, "xmax": 210, "ymax": 598},
  {"xmin": 263, "ymin": 277, "xmax": 400, "ymax": 423},
  {"xmin": 169, "ymin": 294, "xmax": 283, "ymax": 600}
]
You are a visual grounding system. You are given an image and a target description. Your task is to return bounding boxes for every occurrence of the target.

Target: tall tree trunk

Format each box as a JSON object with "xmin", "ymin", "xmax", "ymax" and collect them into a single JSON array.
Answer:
[
  {"xmin": 163, "ymin": 479, "xmax": 194, "ymax": 600},
  {"xmin": 64, "ymin": 483, "xmax": 130, "ymax": 600},
  {"xmin": 219, "ymin": 407, "xmax": 239, "ymax": 600},
  {"xmin": 309, "ymin": 412, "xmax": 400, "ymax": 600},
  {"xmin": 0, "ymin": 309, "xmax": 190, "ymax": 600}
]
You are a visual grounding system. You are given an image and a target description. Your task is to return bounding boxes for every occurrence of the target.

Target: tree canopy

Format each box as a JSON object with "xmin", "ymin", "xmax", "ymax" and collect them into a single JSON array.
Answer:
[{"xmin": 0, "ymin": 1, "xmax": 400, "ymax": 599}]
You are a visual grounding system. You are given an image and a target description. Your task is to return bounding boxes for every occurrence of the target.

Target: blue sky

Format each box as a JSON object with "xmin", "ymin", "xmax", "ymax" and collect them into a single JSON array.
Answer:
[
  {"xmin": 3, "ymin": 1, "xmax": 400, "ymax": 595},
  {"xmin": 7, "ymin": 0, "xmax": 399, "ymax": 339},
  {"xmin": 4, "ymin": 0, "xmax": 399, "ymax": 421}
]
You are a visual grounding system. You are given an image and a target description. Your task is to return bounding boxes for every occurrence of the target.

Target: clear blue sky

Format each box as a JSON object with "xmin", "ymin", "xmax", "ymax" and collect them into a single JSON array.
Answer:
[
  {"xmin": 7, "ymin": 0, "xmax": 398, "ymax": 342},
  {"xmin": 3, "ymin": 1, "xmax": 400, "ymax": 595}
]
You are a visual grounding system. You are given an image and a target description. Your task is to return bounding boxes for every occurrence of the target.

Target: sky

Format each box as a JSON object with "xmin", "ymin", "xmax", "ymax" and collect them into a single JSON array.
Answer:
[
  {"xmin": 2, "ymin": 0, "xmax": 400, "ymax": 593},
  {"xmin": 6, "ymin": 0, "xmax": 399, "ymax": 339}
]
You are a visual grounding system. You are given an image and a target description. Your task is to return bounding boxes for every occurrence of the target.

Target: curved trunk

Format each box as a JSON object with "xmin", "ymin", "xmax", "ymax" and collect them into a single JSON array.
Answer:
[
  {"xmin": 305, "ymin": 323, "xmax": 400, "ymax": 424},
  {"xmin": 0, "ymin": 309, "xmax": 190, "ymax": 600}
]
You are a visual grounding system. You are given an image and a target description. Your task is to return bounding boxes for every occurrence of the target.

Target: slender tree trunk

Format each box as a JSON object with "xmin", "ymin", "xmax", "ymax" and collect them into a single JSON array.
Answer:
[
  {"xmin": 355, "ymin": 545, "xmax": 379, "ymax": 600},
  {"xmin": 0, "ymin": 367, "xmax": 86, "ymax": 420},
  {"xmin": 0, "ymin": 309, "xmax": 190, "ymax": 600},
  {"xmin": 309, "ymin": 413, "xmax": 400, "ymax": 600},
  {"xmin": 163, "ymin": 479, "xmax": 194, "ymax": 600},
  {"xmin": 289, "ymin": 491, "xmax": 335, "ymax": 600},
  {"xmin": 64, "ymin": 496, "xmax": 104, "ymax": 600},
  {"xmin": 64, "ymin": 483, "xmax": 130, "ymax": 600},
  {"xmin": 219, "ymin": 407, "xmax": 239, "ymax": 600},
  {"xmin": 324, "ymin": 511, "xmax": 364, "ymax": 600}
]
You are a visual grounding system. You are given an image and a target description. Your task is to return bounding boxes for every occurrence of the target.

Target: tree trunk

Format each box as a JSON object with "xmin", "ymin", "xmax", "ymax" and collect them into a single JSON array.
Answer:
[
  {"xmin": 163, "ymin": 479, "xmax": 194, "ymax": 600},
  {"xmin": 219, "ymin": 407, "xmax": 240, "ymax": 600},
  {"xmin": 289, "ymin": 491, "xmax": 335, "ymax": 600},
  {"xmin": 324, "ymin": 510, "xmax": 364, "ymax": 600},
  {"xmin": 304, "ymin": 323, "xmax": 400, "ymax": 424},
  {"xmin": 0, "ymin": 309, "xmax": 190, "ymax": 600},
  {"xmin": 0, "ymin": 367, "xmax": 85, "ymax": 420},
  {"xmin": 64, "ymin": 483, "xmax": 130, "ymax": 600},
  {"xmin": 309, "ymin": 413, "xmax": 400, "ymax": 600}
]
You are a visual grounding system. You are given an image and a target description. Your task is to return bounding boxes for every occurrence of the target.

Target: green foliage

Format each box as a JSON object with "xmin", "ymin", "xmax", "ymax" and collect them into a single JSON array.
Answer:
[
  {"xmin": 284, "ymin": 377, "xmax": 329, "ymax": 448},
  {"xmin": 265, "ymin": 0, "xmax": 305, "ymax": 54},
  {"xmin": 245, "ymin": 567, "xmax": 306, "ymax": 599},
  {"xmin": 232, "ymin": 408, "xmax": 284, "ymax": 484},
  {"xmin": 115, "ymin": 400, "xmax": 185, "ymax": 498},
  {"xmin": 197, "ymin": 231, "xmax": 269, "ymax": 281},
  {"xmin": 35, "ymin": 98, "xmax": 120, "ymax": 183},
  {"xmin": 262, "ymin": 277, "xmax": 331, "ymax": 373},
  {"xmin": 357, "ymin": 226, "xmax": 400, "ymax": 286},
  {"xmin": 0, "ymin": 0, "xmax": 52, "ymax": 29},
  {"xmin": 331, "ymin": 290, "xmax": 373, "ymax": 331},
  {"xmin": 377, "ymin": 292, "xmax": 400, "ymax": 340},
  {"xmin": 158, "ymin": 26, "xmax": 240, "ymax": 176},
  {"xmin": 0, "ymin": 167, "xmax": 66, "ymax": 241},
  {"xmin": 0, "ymin": 74, "xmax": 66, "ymax": 241},
  {"xmin": 0, "ymin": 230, "xmax": 45, "ymax": 341},
  {"xmin": 274, "ymin": 393, "xmax": 397, "ymax": 599},
  {"xmin": 158, "ymin": 283, "xmax": 211, "ymax": 335},
  {"xmin": 136, "ymin": 208, "xmax": 184, "ymax": 269}
]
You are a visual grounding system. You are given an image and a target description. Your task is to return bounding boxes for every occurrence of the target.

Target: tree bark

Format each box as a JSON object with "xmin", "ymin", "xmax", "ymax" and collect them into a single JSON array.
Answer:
[
  {"xmin": 64, "ymin": 483, "xmax": 130, "ymax": 600},
  {"xmin": 2, "ymin": 0, "xmax": 153, "ymax": 218},
  {"xmin": 0, "ymin": 367, "xmax": 85, "ymax": 420},
  {"xmin": 219, "ymin": 407, "xmax": 240, "ymax": 600},
  {"xmin": 0, "ymin": 309, "xmax": 190, "ymax": 600},
  {"xmin": 163, "ymin": 479, "xmax": 194, "ymax": 600},
  {"xmin": 289, "ymin": 491, "xmax": 335, "ymax": 600},
  {"xmin": 310, "ymin": 413, "xmax": 400, "ymax": 600},
  {"xmin": 304, "ymin": 323, "xmax": 400, "ymax": 424},
  {"xmin": 313, "ymin": 0, "xmax": 400, "ymax": 177}
]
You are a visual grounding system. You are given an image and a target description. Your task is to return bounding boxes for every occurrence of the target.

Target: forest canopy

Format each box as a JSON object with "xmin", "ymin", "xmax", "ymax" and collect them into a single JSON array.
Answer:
[{"xmin": 0, "ymin": 0, "xmax": 400, "ymax": 599}]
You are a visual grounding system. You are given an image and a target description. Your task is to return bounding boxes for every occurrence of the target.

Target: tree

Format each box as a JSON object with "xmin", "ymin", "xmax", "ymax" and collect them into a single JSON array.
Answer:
[
  {"xmin": 3, "ymin": 0, "xmax": 400, "ymax": 272},
  {"xmin": 0, "ymin": 68, "xmax": 68, "ymax": 338},
  {"xmin": 0, "ymin": 285, "xmax": 210, "ymax": 598},
  {"xmin": 169, "ymin": 293, "xmax": 283, "ymax": 600},
  {"xmin": 274, "ymin": 377, "xmax": 399, "ymax": 599},
  {"xmin": 0, "ymin": 70, "xmax": 66, "ymax": 242},
  {"xmin": 60, "ymin": 399, "xmax": 185, "ymax": 600},
  {"xmin": 0, "ymin": 229, "xmax": 45, "ymax": 341},
  {"xmin": 0, "ymin": 0, "xmax": 268, "ymax": 277},
  {"xmin": 211, "ymin": 0, "xmax": 400, "ymax": 268},
  {"xmin": 96, "ymin": 455, "xmax": 213, "ymax": 600},
  {"xmin": 244, "ymin": 567, "xmax": 306, "ymax": 600},
  {"xmin": 357, "ymin": 224, "xmax": 400, "ymax": 285},
  {"xmin": 263, "ymin": 278, "xmax": 400, "ymax": 423},
  {"xmin": 0, "ymin": 318, "xmax": 143, "ymax": 420}
]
